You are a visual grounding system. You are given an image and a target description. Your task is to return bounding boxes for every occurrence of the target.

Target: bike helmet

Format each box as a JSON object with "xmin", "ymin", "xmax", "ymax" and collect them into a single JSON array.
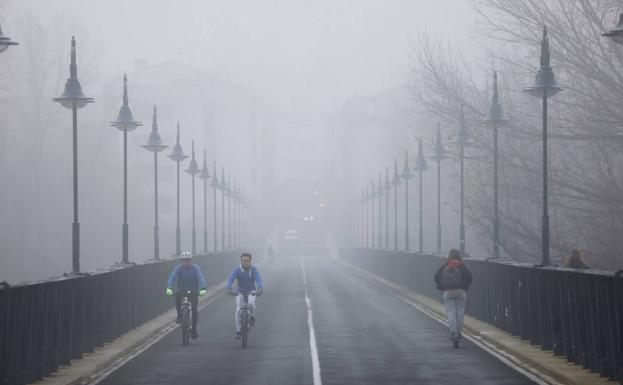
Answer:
[{"xmin": 180, "ymin": 251, "xmax": 192, "ymax": 260}]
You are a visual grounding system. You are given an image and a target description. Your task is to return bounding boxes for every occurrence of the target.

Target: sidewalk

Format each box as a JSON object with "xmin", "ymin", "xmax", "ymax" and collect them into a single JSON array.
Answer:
[{"xmin": 338, "ymin": 257, "xmax": 613, "ymax": 385}]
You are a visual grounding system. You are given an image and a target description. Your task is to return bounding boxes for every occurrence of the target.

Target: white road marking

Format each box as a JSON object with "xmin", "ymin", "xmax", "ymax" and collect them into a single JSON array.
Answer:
[
  {"xmin": 337, "ymin": 258, "xmax": 561, "ymax": 385},
  {"xmin": 300, "ymin": 257, "xmax": 322, "ymax": 385},
  {"xmin": 87, "ymin": 287, "xmax": 226, "ymax": 385}
]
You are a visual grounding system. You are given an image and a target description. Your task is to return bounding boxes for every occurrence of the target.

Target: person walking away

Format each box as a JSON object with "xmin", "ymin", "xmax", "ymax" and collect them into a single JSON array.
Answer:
[{"xmin": 434, "ymin": 248, "xmax": 472, "ymax": 348}]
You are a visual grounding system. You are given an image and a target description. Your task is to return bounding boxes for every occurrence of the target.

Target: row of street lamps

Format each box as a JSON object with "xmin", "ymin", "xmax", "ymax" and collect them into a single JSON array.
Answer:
[
  {"xmin": 51, "ymin": 36, "xmax": 249, "ymax": 273},
  {"xmin": 356, "ymin": 13, "xmax": 623, "ymax": 264}
]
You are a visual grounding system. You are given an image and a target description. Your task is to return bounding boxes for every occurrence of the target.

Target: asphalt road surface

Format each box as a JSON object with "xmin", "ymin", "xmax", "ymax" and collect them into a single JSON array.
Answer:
[{"xmin": 97, "ymin": 255, "xmax": 536, "ymax": 385}]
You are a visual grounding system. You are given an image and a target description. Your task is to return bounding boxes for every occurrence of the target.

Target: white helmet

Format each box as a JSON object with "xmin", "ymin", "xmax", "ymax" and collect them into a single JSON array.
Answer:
[{"xmin": 180, "ymin": 251, "xmax": 192, "ymax": 260}]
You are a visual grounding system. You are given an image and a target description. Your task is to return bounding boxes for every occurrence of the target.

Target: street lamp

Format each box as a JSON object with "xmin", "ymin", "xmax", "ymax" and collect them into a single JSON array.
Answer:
[
  {"xmin": 142, "ymin": 106, "xmax": 167, "ymax": 260},
  {"xmin": 524, "ymin": 26, "xmax": 562, "ymax": 266},
  {"xmin": 360, "ymin": 186, "xmax": 366, "ymax": 248},
  {"xmin": 364, "ymin": 184, "xmax": 370, "ymax": 248},
  {"xmin": 239, "ymin": 186, "xmax": 246, "ymax": 247},
  {"xmin": 452, "ymin": 105, "xmax": 471, "ymax": 257},
  {"xmin": 167, "ymin": 123, "xmax": 188, "ymax": 256},
  {"xmin": 110, "ymin": 74, "xmax": 142, "ymax": 264},
  {"xmin": 370, "ymin": 179, "xmax": 376, "ymax": 249},
  {"xmin": 52, "ymin": 36, "xmax": 93, "ymax": 273},
  {"xmin": 0, "ymin": 24, "xmax": 18, "ymax": 53},
  {"xmin": 483, "ymin": 72, "xmax": 509, "ymax": 259},
  {"xmin": 227, "ymin": 174, "xmax": 232, "ymax": 249},
  {"xmin": 210, "ymin": 162, "xmax": 219, "ymax": 251},
  {"xmin": 603, "ymin": 12, "xmax": 623, "ymax": 44},
  {"xmin": 185, "ymin": 141, "xmax": 200, "ymax": 255},
  {"xmin": 400, "ymin": 149, "xmax": 414, "ymax": 252},
  {"xmin": 430, "ymin": 125, "xmax": 449, "ymax": 254},
  {"xmin": 230, "ymin": 178, "xmax": 238, "ymax": 248},
  {"xmin": 377, "ymin": 172, "xmax": 383, "ymax": 249},
  {"xmin": 198, "ymin": 149, "xmax": 211, "ymax": 252},
  {"xmin": 413, "ymin": 138, "xmax": 428, "ymax": 254},
  {"xmin": 384, "ymin": 167, "xmax": 391, "ymax": 249},
  {"xmin": 220, "ymin": 167, "xmax": 226, "ymax": 249},
  {"xmin": 392, "ymin": 159, "xmax": 402, "ymax": 250}
]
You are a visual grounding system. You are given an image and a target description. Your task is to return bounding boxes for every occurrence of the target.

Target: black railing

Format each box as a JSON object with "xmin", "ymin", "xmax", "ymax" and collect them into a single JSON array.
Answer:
[
  {"xmin": 0, "ymin": 250, "xmax": 245, "ymax": 385},
  {"xmin": 340, "ymin": 248, "xmax": 623, "ymax": 383}
]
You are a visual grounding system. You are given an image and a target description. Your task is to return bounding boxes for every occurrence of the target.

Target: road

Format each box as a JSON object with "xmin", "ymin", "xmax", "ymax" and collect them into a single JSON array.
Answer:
[{"xmin": 97, "ymin": 255, "xmax": 536, "ymax": 385}]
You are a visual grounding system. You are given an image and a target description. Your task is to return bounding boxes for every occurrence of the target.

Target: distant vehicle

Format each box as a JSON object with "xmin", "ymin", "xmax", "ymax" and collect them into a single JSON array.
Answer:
[{"xmin": 284, "ymin": 230, "xmax": 299, "ymax": 242}]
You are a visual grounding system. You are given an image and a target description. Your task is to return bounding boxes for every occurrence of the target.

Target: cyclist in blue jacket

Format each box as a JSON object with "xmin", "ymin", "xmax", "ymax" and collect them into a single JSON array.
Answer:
[
  {"xmin": 166, "ymin": 251, "xmax": 207, "ymax": 339},
  {"xmin": 226, "ymin": 252, "xmax": 263, "ymax": 339}
]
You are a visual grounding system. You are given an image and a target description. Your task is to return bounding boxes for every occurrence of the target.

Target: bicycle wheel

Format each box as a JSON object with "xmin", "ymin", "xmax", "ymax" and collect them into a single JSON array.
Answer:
[
  {"xmin": 182, "ymin": 308, "xmax": 190, "ymax": 346},
  {"xmin": 241, "ymin": 311, "xmax": 249, "ymax": 348}
]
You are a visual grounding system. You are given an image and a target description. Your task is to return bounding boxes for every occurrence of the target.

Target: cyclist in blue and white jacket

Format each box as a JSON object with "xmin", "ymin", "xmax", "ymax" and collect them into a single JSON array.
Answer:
[
  {"xmin": 226, "ymin": 252, "xmax": 263, "ymax": 339},
  {"xmin": 165, "ymin": 251, "xmax": 207, "ymax": 339}
]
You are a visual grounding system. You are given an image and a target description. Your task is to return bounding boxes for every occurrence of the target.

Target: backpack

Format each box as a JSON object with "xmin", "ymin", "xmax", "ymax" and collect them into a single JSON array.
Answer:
[{"xmin": 440, "ymin": 265, "xmax": 462, "ymax": 289}]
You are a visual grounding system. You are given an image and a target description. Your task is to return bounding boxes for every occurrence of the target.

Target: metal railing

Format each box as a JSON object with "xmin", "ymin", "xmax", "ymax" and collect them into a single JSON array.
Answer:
[
  {"xmin": 0, "ymin": 250, "xmax": 244, "ymax": 385},
  {"xmin": 340, "ymin": 248, "xmax": 623, "ymax": 383}
]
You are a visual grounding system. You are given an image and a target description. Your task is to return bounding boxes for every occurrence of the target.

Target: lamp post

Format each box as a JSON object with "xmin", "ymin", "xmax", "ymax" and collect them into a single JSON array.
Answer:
[
  {"xmin": 484, "ymin": 72, "xmax": 509, "ymax": 259},
  {"xmin": 401, "ymin": 149, "xmax": 414, "ymax": 252},
  {"xmin": 413, "ymin": 138, "xmax": 428, "ymax": 254},
  {"xmin": 377, "ymin": 173, "xmax": 383, "ymax": 249},
  {"xmin": 452, "ymin": 105, "xmax": 471, "ymax": 257},
  {"xmin": 185, "ymin": 141, "xmax": 200, "ymax": 255},
  {"xmin": 167, "ymin": 123, "xmax": 188, "ymax": 256},
  {"xmin": 524, "ymin": 26, "xmax": 562, "ymax": 266},
  {"xmin": 370, "ymin": 179, "xmax": 376, "ymax": 248},
  {"xmin": 210, "ymin": 162, "xmax": 219, "ymax": 251},
  {"xmin": 431, "ymin": 126, "xmax": 449, "ymax": 254},
  {"xmin": 361, "ymin": 186, "xmax": 366, "ymax": 247},
  {"xmin": 0, "ymin": 24, "xmax": 18, "ymax": 53},
  {"xmin": 110, "ymin": 75, "xmax": 141, "ymax": 264},
  {"xmin": 220, "ymin": 167, "xmax": 226, "ymax": 249},
  {"xmin": 364, "ymin": 184, "xmax": 370, "ymax": 248},
  {"xmin": 392, "ymin": 159, "xmax": 401, "ymax": 250},
  {"xmin": 198, "ymin": 150, "xmax": 211, "ymax": 252},
  {"xmin": 142, "ymin": 106, "xmax": 167, "ymax": 260},
  {"xmin": 231, "ymin": 178, "xmax": 238, "ymax": 248},
  {"xmin": 227, "ymin": 174, "xmax": 232, "ymax": 249},
  {"xmin": 53, "ymin": 36, "xmax": 93, "ymax": 273},
  {"xmin": 384, "ymin": 167, "xmax": 391, "ymax": 249},
  {"xmin": 239, "ymin": 187, "xmax": 246, "ymax": 247}
]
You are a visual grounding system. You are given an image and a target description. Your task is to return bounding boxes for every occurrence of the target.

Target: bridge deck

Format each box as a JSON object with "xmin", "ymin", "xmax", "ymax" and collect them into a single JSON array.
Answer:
[{"xmin": 97, "ymin": 256, "xmax": 535, "ymax": 385}]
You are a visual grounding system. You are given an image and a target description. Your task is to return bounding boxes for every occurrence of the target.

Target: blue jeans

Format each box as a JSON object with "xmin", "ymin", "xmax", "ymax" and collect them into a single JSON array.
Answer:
[{"xmin": 443, "ymin": 289, "xmax": 467, "ymax": 336}]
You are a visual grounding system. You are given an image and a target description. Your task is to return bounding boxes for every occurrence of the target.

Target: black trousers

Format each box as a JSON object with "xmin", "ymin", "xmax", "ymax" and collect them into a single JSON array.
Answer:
[{"xmin": 175, "ymin": 293, "xmax": 199, "ymax": 330}]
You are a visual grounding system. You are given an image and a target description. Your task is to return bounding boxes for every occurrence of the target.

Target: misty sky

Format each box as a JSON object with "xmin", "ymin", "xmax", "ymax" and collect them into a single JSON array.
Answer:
[{"xmin": 8, "ymin": 0, "xmax": 478, "ymax": 122}]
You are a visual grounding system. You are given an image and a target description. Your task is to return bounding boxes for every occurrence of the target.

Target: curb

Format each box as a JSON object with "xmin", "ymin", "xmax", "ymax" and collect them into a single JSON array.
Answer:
[
  {"xmin": 336, "ymin": 257, "xmax": 612, "ymax": 385},
  {"xmin": 28, "ymin": 282, "xmax": 228, "ymax": 385}
]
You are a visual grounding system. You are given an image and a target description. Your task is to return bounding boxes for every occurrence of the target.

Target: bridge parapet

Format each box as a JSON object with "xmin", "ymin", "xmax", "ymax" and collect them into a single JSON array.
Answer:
[
  {"xmin": 340, "ymin": 248, "xmax": 623, "ymax": 383},
  {"xmin": 0, "ymin": 250, "xmax": 245, "ymax": 385}
]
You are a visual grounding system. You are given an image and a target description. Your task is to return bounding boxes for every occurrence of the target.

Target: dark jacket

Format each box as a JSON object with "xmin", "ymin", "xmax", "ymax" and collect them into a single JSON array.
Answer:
[
  {"xmin": 564, "ymin": 256, "xmax": 590, "ymax": 270},
  {"xmin": 434, "ymin": 262, "xmax": 473, "ymax": 291}
]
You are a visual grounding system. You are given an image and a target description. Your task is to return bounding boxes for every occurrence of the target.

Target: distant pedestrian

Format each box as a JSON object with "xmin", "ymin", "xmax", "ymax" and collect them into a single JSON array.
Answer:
[
  {"xmin": 434, "ymin": 248, "xmax": 473, "ymax": 348},
  {"xmin": 564, "ymin": 249, "xmax": 590, "ymax": 270}
]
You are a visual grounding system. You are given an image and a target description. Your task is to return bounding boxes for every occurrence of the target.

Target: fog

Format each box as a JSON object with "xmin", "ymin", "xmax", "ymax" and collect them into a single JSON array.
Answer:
[{"xmin": 7, "ymin": 0, "xmax": 615, "ymax": 284}]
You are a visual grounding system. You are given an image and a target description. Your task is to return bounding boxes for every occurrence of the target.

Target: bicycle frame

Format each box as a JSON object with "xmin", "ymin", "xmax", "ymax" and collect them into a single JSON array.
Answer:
[
  {"xmin": 238, "ymin": 291, "xmax": 256, "ymax": 349},
  {"xmin": 180, "ymin": 291, "xmax": 194, "ymax": 346}
]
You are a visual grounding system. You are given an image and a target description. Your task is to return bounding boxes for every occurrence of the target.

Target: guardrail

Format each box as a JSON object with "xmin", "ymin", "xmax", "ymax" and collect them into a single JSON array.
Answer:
[
  {"xmin": 340, "ymin": 248, "xmax": 623, "ymax": 383},
  {"xmin": 0, "ymin": 250, "xmax": 246, "ymax": 385}
]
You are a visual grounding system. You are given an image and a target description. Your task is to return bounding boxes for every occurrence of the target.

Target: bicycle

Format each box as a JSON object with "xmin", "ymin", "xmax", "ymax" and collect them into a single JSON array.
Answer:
[
  {"xmin": 179, "ymin": 290, "xmax": 195, "ymax": 346},
  {"xmin": 230, "ymin": 290, "xmax": 259, "ymax": 348}
]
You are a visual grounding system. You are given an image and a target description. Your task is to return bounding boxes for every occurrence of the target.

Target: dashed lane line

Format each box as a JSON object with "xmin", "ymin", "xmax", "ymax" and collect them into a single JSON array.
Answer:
[{"xmin": 300, "ymin": 257, "xmax": 323, "ymax": 385}]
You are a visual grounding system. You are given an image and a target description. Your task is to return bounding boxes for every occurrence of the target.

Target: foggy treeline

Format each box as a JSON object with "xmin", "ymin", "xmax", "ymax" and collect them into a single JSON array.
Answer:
[
  {"xmin": 408, "ymin": 0, "xmax": 623, "ymax": 269},
  {"xmin": 2, "ymin": 0, "xmax": 621, "ymax": 282}
]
